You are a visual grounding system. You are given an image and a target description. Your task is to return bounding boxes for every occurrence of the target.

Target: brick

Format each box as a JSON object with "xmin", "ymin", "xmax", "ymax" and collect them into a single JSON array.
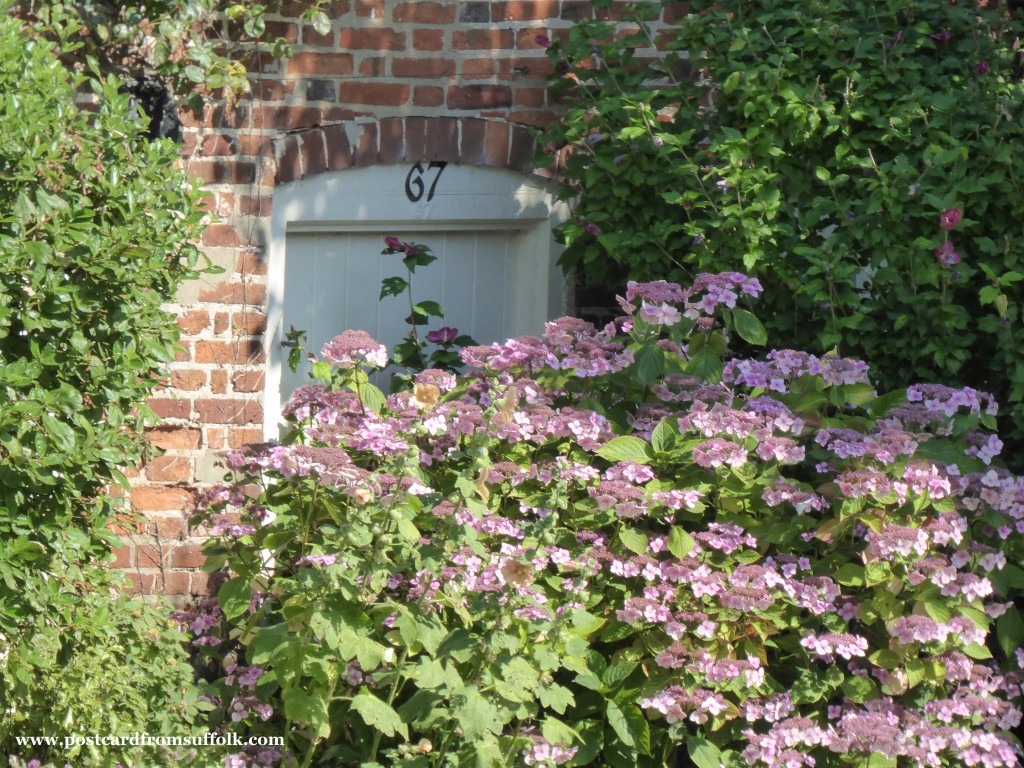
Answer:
[
  {"xmin": 509, "ymin": 126, "xmax": 538, "ymax": 172},
  {"xmin": 302, "ymin": 23, "xmax": 335, "ymax": 47},
  {"xmin": 195, "ymin": 399, "xmax": 263, "ymax": 425},
  {"xmin": 413, "ymin": 29, "xmax": 444, "ymax": 51},
  {"xmin": 492, "ymin": 1, "xmax": 559, "ymax": 21},
  {"xmin": 131, "ymin": 486, "xmax": 195, "ymax": 512},
  {"xmin": 304, "ymin": 131, "xmax": 328, "ymax": 177},
  {"xmin": 275, "ymin": 135, "xmax": 302, "ymax": 183},
  {"xmin": 188, "ymin": 160, "xmax": 256, "ymax": 185},
  {"xmin": 359, "ymin": 56, "xmax": 387, "ymax": 76},
  {"xmin": 404, "ymin": 116, "xmax": 428, "ymax": 158},
  {"xmin": 123, "ymin": 572, "xmax": 157, "ymax": 594},
  {"xmin": 516, "ymin": 27, "xmax": 555, "ymax": 51},
  {"xmin": 239, "ymin": 133, "xmax": 273, "ymax": 157},
  {"xmin": 339, "ymin": 27, "xmax": 406, "ymax": 50},
  {"xmin": 509, "ymin": 110, "xmax": 558, "ymax": 128},
  {"xmin": 265, "ymin": 20, "xmax": 299, "ymax": 43},
  {"xmin": 561, "ymin": 1, "xmax": 593, "ymax": 20},
  {"xmin": 462, "ymin": 58, "xmax": 506, "ymax": 78},
  {"xmin": 199, "ymin": 134, "xmax": 238, "ymax": 156},
  {"xmin": 236, "ymin": 251, "xmax": 268, "ymax": 277},
  {"xmin": 251, "ymin": 79, "xmax": 292, "ymax": 101},
  {"xmin": 213, "ymin": 312, "xmax": 229, "ymax": 335},
  {"xmin": 379, "ymin": 117, "xmax": 405, "ymax": 164},
  {"xmin": 355, "ymin": 0, "xmax": 385, "ymax": 16},
  {"xmin": 663, "ymin": 1, "xmax": 689, "ymax": 23},
  {"xmin": 190, "ymin": 572, "xmax": 213, "ymax": 596},
  {"xmin": 287, "ymin": 52, "xmax": 354, "ymax": 76},
  {"xmin": 110, "ymin": 545, "xmax": 133, "ymax": 568},
  {"xmin": 202, "ymin": 224, "xmax": 241, "ymax": 248},
  {"xmin": 162, "ymin": 572, "xmax": 192, "ymax": 596},
  {"xmin": 146, "ymin": 454, "xmax": 192, "ymax": 483},
  {"xmin": 278, "ymin": 106, "xmax": 324, "ymax": 132},
  {"xmin": 459, "ymin": 2, "xmax": 490, "ymax": 22},
  {"xmin": 484, "ymin": 120, "xmax": 511, "ymax": 166},
  {"xmin": 137, "ymin": 544, "xmax": 163, "ymax": 569},
  {"xmin": 231, "ymin": 310, "xmax": 267, "ymax": 335},
  {"xmin": 146, "ymin": 427, "xmax": 202, "ymax": 450},
  {"xmin": 350, "ymin": 122, "xmax": 379, "ymax": 166},
  {"xmin": 392, "ymin": 57, "xmax": 456, "ymax": 78},
  {"xmin": 239, "ymin": 195, "xmax": 272, "ymax": 217},
  {"xmin": 197, "ymin": 282, "xmax": 267, "ymax": 307},
  {"xmin": 211, "ymin": 370, "xmax": 228, "ymax": 394},
  {"xmin": 232, "ymin": 370, "xmax": 266, "ymax": 393},
  {"xmin": 206, "ymin": 427, "xmax": 229, "ymax": 450},
  {"xmin": 340, "ymin": 81, "xmax": 410, "ymax": 106},
  {"xmin": 171, "ymin": 543, "xmax": 207, "ymax": 569},
  {"xmin": 413, "ymin": 86, "xmax": 444, "ymax": 107},
  {"xmin": 453, "ymin": 29, "xmax": 514, "ymax": 49},
  {"xmin": 393, "ymin": 2, "xmax": 456, "ymax": 23},
  {"xmin": 174, "ymin": 342, "xmax": 191, "ymax": 363},
  {"xmin": 147, "ymin": 398, "xmax": 191, "ymax": 420},
  {"xmin": 448, "ymin": 85, "xmax": 513, "ymax": 110},
  {"xmin": 170, "ymin": 369, "xmax": 206, "ymax": 392},
  {"xmin": 151, "ymin": 515, "xmax": 189, "ymax": 538},
  {"xmin": 425, "ymin": 117, "xmax": 459, "ymax": 161},
  {"xmin": 460, "ymin": 118, "xmax": 487, "ymax": 164},
  {"xmin": 323, "ymin": 124, "xmax": 353, "ymax": 170},
  {"xmin": 229, "ymin": 428, "xmax": 265, "ymax": 448},
  {"xmin": 194, "ymin": 339, "xmax": 264, "ymax": 365},
  {"xmin": 508, "ymin": 55, "xmax": 555, "ymax": 77},
  {"xmin": 514, "ymin": 87, "xmax": 547, "ymax": 107},
  {"xmin": 176, "ymin": 310, "xmax": 211, "ymax": 335},
  {"xmin": 305, "ymin": 79, "xmax": 337, "ymax": 101}
]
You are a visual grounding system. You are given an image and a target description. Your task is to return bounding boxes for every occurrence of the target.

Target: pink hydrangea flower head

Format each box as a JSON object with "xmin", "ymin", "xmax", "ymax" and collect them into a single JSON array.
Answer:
[{"xmin": 322, "ymin": 330, "xmax": 389, "ymax": 369}]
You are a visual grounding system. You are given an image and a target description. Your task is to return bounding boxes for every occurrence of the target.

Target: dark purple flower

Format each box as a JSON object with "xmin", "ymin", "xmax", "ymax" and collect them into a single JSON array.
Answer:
[
  {"xmin": 885, "ymin": 31, "xmax": 904, "ymax": 50},
  {"xmin": 934, "ymin": 240, "xmax": 961, "ymax": 268},
  {"xmin": 535, "ymin": 34, "xmax": 552, "ymax": 48},
  {"xmin": 384, "ymin": 235, "xmax": 403, "ymax": 251},
  {"xmin": 426, "ymin": 326, "xmax": 458, "ymax": 344},
  {"xmin": 940, "ymin": 207, "xmax": 962, "ymax": 230},
  {"xmin": 976, "ymin": 60, "xmax": 990, "ymax": 75},
  {"xmin": 584, "ymin": 221, "xmax": 601, "ymax": 236},
  {"xmin": 931, "ymin": 29, "xmax": 952, "ymax": 44}
]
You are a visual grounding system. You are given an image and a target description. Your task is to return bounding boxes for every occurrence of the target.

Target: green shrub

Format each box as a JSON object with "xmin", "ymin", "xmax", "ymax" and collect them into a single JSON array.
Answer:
[
  {"xmin": 542, "ymin": 0, "xmax": 1024, "ymax": 459},
  {"xmin": 191, "ymin": 267, "xmax": 1024, "ymax": 767},
  {"xmin": 0, "ymin": 9, "xmax": 215, "ymax": 764}
]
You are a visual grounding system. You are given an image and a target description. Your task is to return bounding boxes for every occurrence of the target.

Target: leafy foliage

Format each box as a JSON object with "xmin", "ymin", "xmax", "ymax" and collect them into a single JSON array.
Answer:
[
  {"xmin": 541, "ymin": 0, "xmax": 1024, "ymax": 460},
  {"xmin": 16, "ymin": 0, "xmax": 329, "ymax": 108},
  {"xmin": 191, "ymin": 270, "xmax": 1024, "ymax": 767},
  {"xmin": 0, "ymin": 11, "xmax": 213, "ymax": 764}
]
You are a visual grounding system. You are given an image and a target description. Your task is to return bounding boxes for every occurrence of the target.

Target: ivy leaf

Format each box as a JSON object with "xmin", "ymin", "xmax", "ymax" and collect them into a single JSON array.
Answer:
[
  {"xmin": 351, "ymin": 691, "xmax": 408, "ymax": 739},
  {"xmin": 597, "ymin": 436, "xmax": 655, "ymax": 464}
]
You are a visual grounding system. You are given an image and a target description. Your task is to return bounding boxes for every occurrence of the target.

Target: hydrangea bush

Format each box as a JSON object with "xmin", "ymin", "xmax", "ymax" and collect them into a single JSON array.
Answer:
[{"xmin": 189, "ymin": 267, "xmax": 1024, "ymax": 768}]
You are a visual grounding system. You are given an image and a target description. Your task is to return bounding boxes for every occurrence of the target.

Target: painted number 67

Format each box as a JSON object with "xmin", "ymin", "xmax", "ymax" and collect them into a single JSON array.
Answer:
[{"xmin": 405, "ymin": 161, "xmax": 447, "ymax": 203}]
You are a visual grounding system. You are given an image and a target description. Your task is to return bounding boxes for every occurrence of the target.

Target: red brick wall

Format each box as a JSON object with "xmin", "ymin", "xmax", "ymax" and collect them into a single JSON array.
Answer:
[{"xmin": 117, "ymin": 0, "xmax": 683, "ymax": 600}]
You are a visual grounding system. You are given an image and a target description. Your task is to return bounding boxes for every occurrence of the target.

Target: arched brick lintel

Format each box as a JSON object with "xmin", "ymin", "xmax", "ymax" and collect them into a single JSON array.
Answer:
[{"xmin": 272, "ymin": 116, "xmax": 549, "ymax": 186}]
